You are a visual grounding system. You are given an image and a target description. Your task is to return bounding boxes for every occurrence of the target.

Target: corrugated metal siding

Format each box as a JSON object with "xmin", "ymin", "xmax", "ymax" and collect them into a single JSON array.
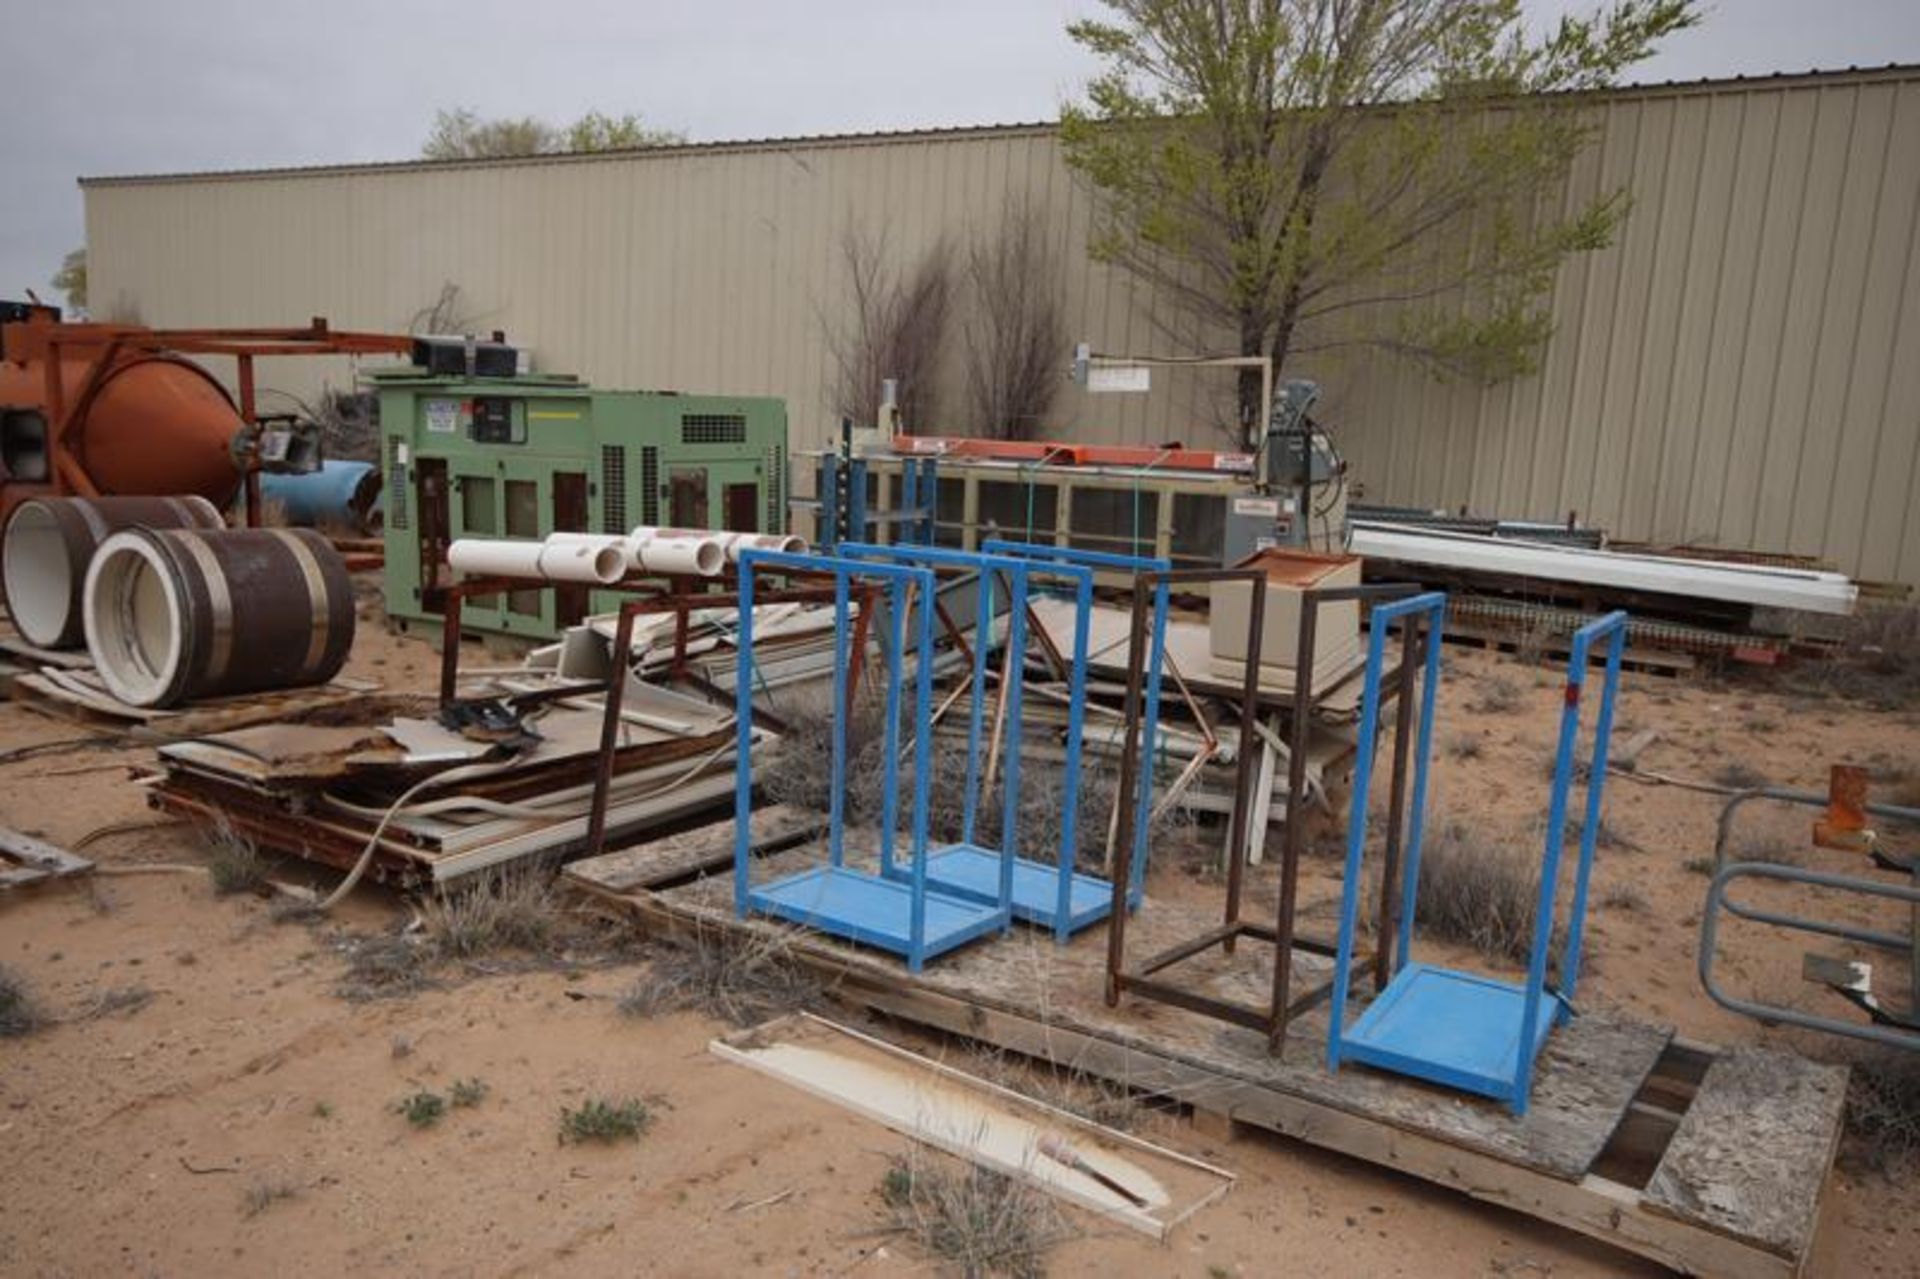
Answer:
[{"xmin": 84, "ymin": 69, "xmax": 1920, "ymax": 585}]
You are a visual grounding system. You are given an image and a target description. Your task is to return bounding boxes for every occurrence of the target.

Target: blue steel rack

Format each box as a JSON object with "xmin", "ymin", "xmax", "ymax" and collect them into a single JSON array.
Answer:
[
  {"xmin": 980, "ymin": 540, "xmax": 1172, "ymax": 904},
  {"xmin": 732, "ymin": 548, "xmax": 1010, "ymax": 972},
  {"xmin": 841, "ymin": 543, "xmax": 1111, "ymax": 940},
  {"xmin": 1326, "ymin": 605, "xmax": 1629, "ymax": 1115}
]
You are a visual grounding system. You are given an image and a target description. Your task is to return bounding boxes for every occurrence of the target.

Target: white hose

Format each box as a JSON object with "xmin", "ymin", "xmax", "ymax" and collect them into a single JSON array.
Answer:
[{"xmin": 310, "ymin": 729, "xmax": 741, "ymax": 912}]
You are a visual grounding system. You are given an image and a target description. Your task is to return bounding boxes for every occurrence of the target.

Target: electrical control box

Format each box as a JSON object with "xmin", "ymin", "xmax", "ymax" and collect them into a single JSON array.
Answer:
[{"xmin": 372, "ymin": 367, "xmax": 787, "ymax": 641}]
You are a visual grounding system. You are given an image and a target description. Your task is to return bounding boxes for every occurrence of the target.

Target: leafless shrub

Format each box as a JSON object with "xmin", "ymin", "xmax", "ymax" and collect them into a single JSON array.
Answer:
[
  {"xmin": 824, "ymin": 227, "xmax": 955, "ymax": 430},
  {"xmin": 959, "ymin": 1042, "xmax": 1142, "ymax": 1131},
  {"xmin": 1447, "ymin": 733, "xmax": 1485, "ymax": 760},
  {"xmin": 760, "ymin": 692, "xmax": 1193, "ymax": 871},
  {"xmin": 1512, "ymin": 618, "xmax": 1558, "ymax": 667},
  {"xmin": 1409, "ymin": 820, "xmax": 1541, "ymax": 964},
  {"xmin": 241, "ymin": 1173, "xmax": 300, "ymax": 1218},
  {"xmin": 1601, "ymin": 883, "xmax": 1646, "ymax": 911},
  {"xmin": 336, "ymin": 932, "xmax": 434, "ymax": 1002},
  {"xmin": 1846, "ymin": 1048, "xmax": 1920, "ymax": 1179},
  {"xmin": 204, "ymin": 820, "xmax": 267, "ymax": 896},
  {"xmin": 963, "ymin": 201, "xmax": 1067, "ymax": 441},
  {"xmin": 1712, "ymin": 761, "xmax": 1769, "ymax": 791},
  {"xmin": 408, "ymin": 280, "xmax": 481, "ymax": 335},
  {"xmin": 880, "ymin": 1149, "xmax": 1068, "ymax": 1279},
  {"xmin": 315, "ymin": 390, "xmax": 381, "ymax": 464},
  {"xmin": 1468, "ymin": 674, "xmax": 1524, "ymax": 715},
  {"xmin": 420, "ymin": 869, "xmax": 566, "ymax": 959},
  {"xmin": 77, "ymin": 985, "xmax": 153, "ymax": 1021},
  {"xmin": 0, "ymin": 964, "xmax": 44, "ymax": 1038},
  {"xmin": 618, "ymin": 924, "xmax": 829, "ymax": 1026},
  {"xmin": 1785, "ymin": 603, "xmax": 1920, "ymax": 710}
]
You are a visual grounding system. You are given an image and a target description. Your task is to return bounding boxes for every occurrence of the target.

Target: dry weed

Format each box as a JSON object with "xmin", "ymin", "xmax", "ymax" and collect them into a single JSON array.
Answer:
[
  {"xmin": 880, "ymin": 1149, "xmax": 1068, "ymax": 1279},
  {"xmin": 617, "ymin": 924, "xmax": 829, "ymax": 1026},
  {"xmin": 0, "ymin": 964, "xmax": 44, "ymax": 1038}
]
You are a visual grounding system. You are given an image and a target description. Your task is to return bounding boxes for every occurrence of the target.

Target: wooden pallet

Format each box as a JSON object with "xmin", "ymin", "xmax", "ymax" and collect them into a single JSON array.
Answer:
[
  {"xmin": 566, "ymin": 826, "xmax": 1846, "ymax": 1278},
  {"xmin": 0, "ymin": 827, "xmax": 94, "ymax": 890}
]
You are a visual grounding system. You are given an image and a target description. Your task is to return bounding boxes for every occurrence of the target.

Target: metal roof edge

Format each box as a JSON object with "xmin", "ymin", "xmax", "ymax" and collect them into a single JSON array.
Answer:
[{"xmin": 79, "ymin": 63, "xmax": 1920, "ymax": 188}]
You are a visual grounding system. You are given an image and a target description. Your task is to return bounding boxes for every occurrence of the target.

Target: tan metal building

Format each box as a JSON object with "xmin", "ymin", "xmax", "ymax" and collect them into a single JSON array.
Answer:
[{"xmin": 83, "ymin": 65, "xmax": 1920, "ymax": 585}]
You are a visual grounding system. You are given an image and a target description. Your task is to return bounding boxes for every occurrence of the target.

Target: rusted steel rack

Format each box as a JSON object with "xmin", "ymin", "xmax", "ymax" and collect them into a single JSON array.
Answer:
[
  {"xmin": 1105, "ymin": 573, "xmax": 1427, "ymax": 1052},
  {"xmin": 433, "ymin": 567, "xmax": 872, "ymax": 864}
]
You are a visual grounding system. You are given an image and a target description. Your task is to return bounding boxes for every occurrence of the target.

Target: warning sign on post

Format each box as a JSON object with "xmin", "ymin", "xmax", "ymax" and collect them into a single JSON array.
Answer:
[{"xmin": 1087, "ymin": 365, "xmax": 1151, "ymax": 393}]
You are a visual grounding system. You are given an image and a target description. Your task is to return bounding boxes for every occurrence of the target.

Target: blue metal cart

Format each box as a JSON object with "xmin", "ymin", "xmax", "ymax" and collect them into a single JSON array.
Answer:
[
  {"xmin": 1326, "ymin": 605, "xmax": 1629, "ymax": 1115},
  {"xmin": 841, "ymin": 542, "xmax": 1112, "ymax": 940},
  {"xmin": 732, "ymin": 548, "xmax": 1011, "ymax": 971}
]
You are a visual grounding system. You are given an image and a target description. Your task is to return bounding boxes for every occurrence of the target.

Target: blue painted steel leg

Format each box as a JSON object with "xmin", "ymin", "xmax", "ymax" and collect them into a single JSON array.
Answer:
[
  {"xmin": 1052, "ymin": 572, "xmax": 1094, "ymax": 942},
  {"xmin": 732, "ymin": 560, "xmax": 759, "ymax": 920},
  {"xmin": 877, "ymin": 577, "xmax": 904, "ymax": 878},
  {"xmin": 906, "ymin": 564, "xmax": 937, "ymax": 971}
]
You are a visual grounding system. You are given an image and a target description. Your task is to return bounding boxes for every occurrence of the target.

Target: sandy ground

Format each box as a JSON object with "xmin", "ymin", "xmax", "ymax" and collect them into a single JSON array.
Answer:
[{"xmin": 2, "ymin": 601, "xmax": 1918, "ymax": 1278}]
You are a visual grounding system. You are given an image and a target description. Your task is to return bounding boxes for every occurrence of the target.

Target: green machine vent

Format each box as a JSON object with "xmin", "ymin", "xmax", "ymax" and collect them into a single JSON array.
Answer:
[
  {"xmin": 765, "ymin": 443, "xmax": 784, "ymax": 533},
  {"xmin": 640, "ymin": 446, "xmax": 660, "ymax": 526},
  {"xmin": 601, "ymin": 444, "xmax": 627, "ymax": 533},
  {"xmin": 387, "ymin": 436, "xmax": 409, "ymax": 530},
  {"xmin": 681, "ymin": 413, "xmax": 747, "ymax": 445}
]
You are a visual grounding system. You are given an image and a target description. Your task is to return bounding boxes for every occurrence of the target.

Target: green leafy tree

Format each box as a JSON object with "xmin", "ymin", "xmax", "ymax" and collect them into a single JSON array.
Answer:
[
  {"xmin": 51, "ymin": 247, "xmax": 86, "ymax": 314},
  {"xmin": 1060, "ymin": 0, "xmax": 1698, "ymax": 436},
  {"xmin": 422, "ymin": 107, "xmax": 683, "ymax": 160}
]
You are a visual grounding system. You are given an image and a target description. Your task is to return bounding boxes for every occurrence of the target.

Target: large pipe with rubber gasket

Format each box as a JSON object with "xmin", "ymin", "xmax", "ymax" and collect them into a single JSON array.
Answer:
[
  {"xmin": 1, "ymin": 494, "xmax": 224, "ymax": 649},
  {"xmin": 83, "ymin": 525, "xmax": 355, "ymax": 708}
]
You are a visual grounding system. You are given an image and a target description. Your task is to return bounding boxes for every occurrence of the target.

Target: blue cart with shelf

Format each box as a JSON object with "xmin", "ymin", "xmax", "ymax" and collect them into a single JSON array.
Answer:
[
  {"xmin": 841, "ymin": 542, "xmax": 1111, "ymax": 940},
  {"xmin": 1326, "ymin": 604, "xmax": 1629, "ymax": 1114},
  {"xmin": 731, "ymin": 548, "xmax": 1011, "ymax": 971}
]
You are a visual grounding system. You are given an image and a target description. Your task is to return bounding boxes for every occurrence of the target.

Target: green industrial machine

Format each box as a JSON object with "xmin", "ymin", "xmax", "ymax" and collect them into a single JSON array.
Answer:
[{"xmin": 372, "ymin": 366, "xmax": 787, "ymax": 640}]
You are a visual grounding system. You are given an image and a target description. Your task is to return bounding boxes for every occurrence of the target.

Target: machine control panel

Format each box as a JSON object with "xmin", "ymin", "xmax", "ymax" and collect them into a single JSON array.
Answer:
[{"xmin": 468, "ymin": 397, "xmax": 523, "ymax": 445}]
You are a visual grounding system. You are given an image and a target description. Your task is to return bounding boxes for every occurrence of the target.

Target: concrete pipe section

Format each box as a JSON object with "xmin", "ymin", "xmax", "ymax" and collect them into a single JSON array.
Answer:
[
  {"xmin": 1, "ymin": 495, "xmax": 224, "ymax": 649},
  {"xmin": 83, "ymin": 526, "xmax": 355, "ymax": 708}
]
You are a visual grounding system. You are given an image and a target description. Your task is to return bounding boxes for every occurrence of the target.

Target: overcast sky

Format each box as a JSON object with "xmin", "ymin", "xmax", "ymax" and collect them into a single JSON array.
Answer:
[{"xmin": 4, "ymin": 0, "xmax": 1917, "ymax": 307}]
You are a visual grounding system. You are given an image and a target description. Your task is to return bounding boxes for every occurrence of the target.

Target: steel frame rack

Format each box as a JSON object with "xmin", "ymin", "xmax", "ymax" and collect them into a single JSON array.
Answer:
[
  {"xmin": 1328, "ymin": 606, "xmax": 1627, "ymax": 1115},
  {"xmin": 842, "ymin": 542, "xmax": 1110, "ymax": 939},
  {"xmin": 1102, "ymin": 574, "xmax": 1428, "ymax": 1051},
  {"xmin": 732, "ymin": 548, "xmax": 1011, "ymax": 971}
]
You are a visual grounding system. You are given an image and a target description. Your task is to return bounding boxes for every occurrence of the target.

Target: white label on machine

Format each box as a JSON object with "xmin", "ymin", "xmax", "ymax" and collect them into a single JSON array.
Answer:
[
  {"xmin": 1215, "ymin": 453, "xmax": 1254, "ymax": 471},
  {"xmin": 425, "ymin": 399, "xmax": 460, "ymax": 434},
  {"xmin": 1087, "ymin": 365, "xmax": 1151, "ymax": 393},
  {"xmin": 1232, "ymin": 497, "xmax": 1281, "ymax": 517}
]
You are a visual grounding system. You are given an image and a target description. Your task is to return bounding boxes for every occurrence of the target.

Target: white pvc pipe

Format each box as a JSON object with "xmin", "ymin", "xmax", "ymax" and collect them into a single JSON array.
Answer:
[
  {"xmin": 446, "ymin": 536, "xmax": 626, "ymax": 584},
  {"xmin": 626, "ymin": 526, "xmax": 803, "ymax": 565},
  {"xmin": 624, "ymin": 527, "xmax": 725, "ymax": 576}
]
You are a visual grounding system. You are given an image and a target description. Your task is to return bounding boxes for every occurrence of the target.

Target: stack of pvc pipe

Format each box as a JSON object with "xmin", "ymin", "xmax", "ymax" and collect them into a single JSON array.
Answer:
[
  {"xmin": 447, "ymin": 535, "xmax": 630, "ymax": 584},
  {"xmin": 626, "ymin": 526, "xmax": 808, "ymax": 564},
  {"xmin": 622, "ymin": 527, "xmax": 729, "ymax": 576},
  {"xmin": 1, "ymin": 495, "xmax": 224, "ymax": 649}
]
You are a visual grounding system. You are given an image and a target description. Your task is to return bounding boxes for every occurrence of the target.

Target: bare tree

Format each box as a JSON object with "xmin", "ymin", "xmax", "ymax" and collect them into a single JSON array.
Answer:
[
  {"xmin": 962, "ymin": 202, "xmax": 1067, "ymax": 440},
  {"xmin": 407, "ymin": 281, "xmax": 481, "ymax": 335},
  {"xmin": 823, "ymin": 228, "xmax": 955, "ymax": 431}
]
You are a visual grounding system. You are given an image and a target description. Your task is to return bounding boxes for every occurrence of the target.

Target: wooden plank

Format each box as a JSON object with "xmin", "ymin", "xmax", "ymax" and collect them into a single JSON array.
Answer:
[
  {"xmin": 1644, "ymin": 1046, "xmax": 1848, "ymax": 1261},
  {"xmin": 581, "ymin": 878, "xmax": 1811, "ymax": 1278},
  {"xmin": 711, "ymin": 1013, "xmax": 1234, "ymax": 1240},
  {"xmin": 843, "ymin": 974, "xmax": 1793, "ymax": 1279},
  {"xmin": 641, "ymin": 845, "xmax": 1667, "ymax": 1181},
  {"xmin": 0, "ymin": 827, "xmax": 94, "ymax": 889},
  {"xmin": 565, "ymin": 805, "xmax": 827, "ymax": 894}
]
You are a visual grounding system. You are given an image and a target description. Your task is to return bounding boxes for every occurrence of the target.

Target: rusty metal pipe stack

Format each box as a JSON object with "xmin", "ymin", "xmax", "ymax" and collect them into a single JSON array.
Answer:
[
  {"xmin": 1, "ymin": 495, "xmax": 224, "ymax": 649},
  {"xmin": 83, "ymin": 525, "xmax": 355, "ymax": 708}
]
